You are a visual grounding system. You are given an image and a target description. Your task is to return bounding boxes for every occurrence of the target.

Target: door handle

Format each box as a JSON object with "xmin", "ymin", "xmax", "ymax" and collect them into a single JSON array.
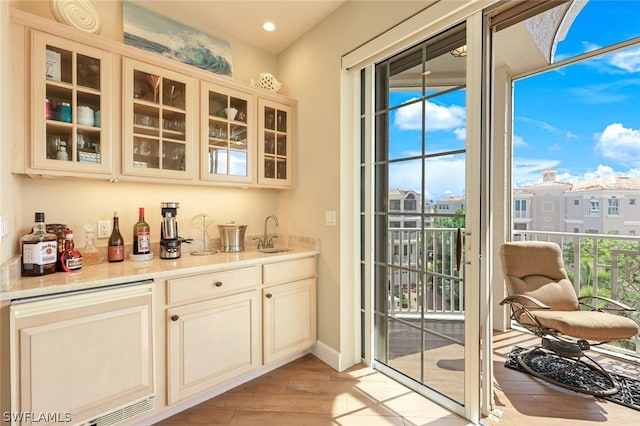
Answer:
[{"xmin": 456, "ymin": 228, "xmax": 462, "ymax": 271}]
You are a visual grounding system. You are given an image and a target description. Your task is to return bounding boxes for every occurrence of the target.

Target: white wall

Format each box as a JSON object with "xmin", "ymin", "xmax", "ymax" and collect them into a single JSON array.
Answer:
[{"xmin": 277, "ymin": 1, "xmax": 436, "ymax": 367}]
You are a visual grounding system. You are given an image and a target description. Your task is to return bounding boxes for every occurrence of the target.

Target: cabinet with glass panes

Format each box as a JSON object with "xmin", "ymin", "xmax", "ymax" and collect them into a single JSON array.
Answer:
[
  {"xmin": 257, "ymin": 99, "xmax": 294, "ymax": 188},
  {"xmin": 29, "ymin": 31, "xmax": 114, "ymax": 176},
  {"xmin": 122, "ymin": 58, "xmax": 196, "ymax": 181},
  {"xmin": 201, "ymin": 81, "xmax": 256, "ymax": 184}
]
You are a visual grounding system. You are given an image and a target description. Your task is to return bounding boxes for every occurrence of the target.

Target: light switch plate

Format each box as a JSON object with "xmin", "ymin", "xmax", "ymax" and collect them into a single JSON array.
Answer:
[{"xmin": 325, "ymin": 210, "xmax": 337, "ymax": 226}]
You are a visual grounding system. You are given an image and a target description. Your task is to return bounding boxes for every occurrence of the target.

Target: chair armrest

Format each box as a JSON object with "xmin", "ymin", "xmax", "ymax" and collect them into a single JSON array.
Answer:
[
  {"xmin": 500, "ymin": 294, "xmax": 550, "ymax": 310},
  {"xmin": 578, "ymin": 295, "xmax": 636, "ymax": 312}
]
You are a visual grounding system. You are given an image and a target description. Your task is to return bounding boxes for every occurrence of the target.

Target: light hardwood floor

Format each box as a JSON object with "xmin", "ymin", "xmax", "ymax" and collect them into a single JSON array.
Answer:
[{"xmin": 155, "ymin": 330, "xmax": 640, "ymax": 425}]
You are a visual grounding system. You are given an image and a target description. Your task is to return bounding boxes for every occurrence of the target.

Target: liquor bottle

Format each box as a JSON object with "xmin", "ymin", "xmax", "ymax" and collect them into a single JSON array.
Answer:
[
  {"xmin": 60, "ymin": 229, "xmax": 83, "ymax": 272},
  {"xmin": 107, "ymin": 211, "xmax": 125, "ymax": 262},
  {"xmin": 21, "ymin": 212, "xmax": 57, "ymax": 276},
  {"xmin": 133, "ymin": 207, "xmax": 151, "ymax": 255}
]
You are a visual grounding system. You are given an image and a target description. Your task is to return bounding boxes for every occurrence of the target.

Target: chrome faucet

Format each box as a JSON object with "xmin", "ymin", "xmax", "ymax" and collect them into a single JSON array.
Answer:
[{"xmin": 254, "ymin": 215, "xmax": 279, "ymax": 249}]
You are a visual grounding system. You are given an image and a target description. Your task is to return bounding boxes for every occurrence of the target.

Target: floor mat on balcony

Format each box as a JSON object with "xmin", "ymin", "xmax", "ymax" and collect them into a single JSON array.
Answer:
[{"xmin": 505, "ymin": 346, "xmax": 640, "ymax": 411}]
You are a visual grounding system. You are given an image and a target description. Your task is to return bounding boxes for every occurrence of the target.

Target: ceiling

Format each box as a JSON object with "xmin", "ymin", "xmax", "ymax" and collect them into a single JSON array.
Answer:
[{"xmin": 128, "ymin": 0, "xmax": 348, "ymax": 54}]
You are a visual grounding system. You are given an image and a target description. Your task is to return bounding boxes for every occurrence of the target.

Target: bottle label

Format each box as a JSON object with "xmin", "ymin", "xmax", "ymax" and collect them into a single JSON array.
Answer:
[
  {"xmin": 23, "ymin": 241, "xmax": 57, "ymax": 266},
  {"xmin": 136, "ymin": 232, "xmax": 150, "ymax": 253},
  {"xmin": 65, "ymin": 255, "xmax": 83, "ymax": 271},
  {"xmin": 108, "ymin": 245, "xmax": 124, "ymax": 261}
]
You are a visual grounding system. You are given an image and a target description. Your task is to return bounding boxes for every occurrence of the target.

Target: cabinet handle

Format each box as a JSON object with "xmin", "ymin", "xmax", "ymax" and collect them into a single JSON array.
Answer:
[
  {"xmin": 170, "ymin": 314, "xmax": 179, "ymax": 321},
  {"xmin": 214, "ymin": 281, "xmax": 223, "ymax": 287},
  {"xmin": 266, "ymin": 293, "xmax": 272, "ymax": 299}
]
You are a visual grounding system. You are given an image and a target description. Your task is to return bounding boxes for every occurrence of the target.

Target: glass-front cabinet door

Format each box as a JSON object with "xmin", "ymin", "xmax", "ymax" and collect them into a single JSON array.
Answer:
[
  {"xmin": 31, "ymin": 31, "xmax": 114, "ymax": 176},
  {"xmin": 122, "ymin": 58, "xmax": 196, "ymax": 180},
  {"xmin": 257, "ymin": 99, "xmax": 293, "ymax": 188},
  {"xmin": 201, "ymin": 82, "xmax": 255, "ymax": 184}
]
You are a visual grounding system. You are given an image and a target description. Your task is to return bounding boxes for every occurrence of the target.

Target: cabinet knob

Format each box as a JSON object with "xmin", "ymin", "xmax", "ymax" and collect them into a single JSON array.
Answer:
[
  {"xmin": 170, "ymin": 314, "xmax": 179, "ymax": 321},
  {"xmin": 214, "ymin": 281, "xmax": 223, "ymax": 287},
  {"xmin": 266, "ymin": 293, "xmax": 272, "ymax": 299}
]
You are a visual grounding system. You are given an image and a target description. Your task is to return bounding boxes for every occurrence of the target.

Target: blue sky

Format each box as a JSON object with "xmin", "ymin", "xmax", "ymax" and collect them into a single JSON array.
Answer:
[
  {"xmin": 513, "ymin": 0, "xmax": 640, "ymax": 188},
  {"xmin": 386, "ymin": 0, "xmax": 640, "ymax": 201}
]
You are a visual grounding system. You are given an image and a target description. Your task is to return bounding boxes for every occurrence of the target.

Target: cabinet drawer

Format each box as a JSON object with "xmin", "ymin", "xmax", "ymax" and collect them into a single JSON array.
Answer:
[
  {"xmin": 167, "ymin": 266, "xmax": 258, "ymax": 305},
  {"xmin": 262, "ymin": 256, "xmax": 316, "ymax": 286}
]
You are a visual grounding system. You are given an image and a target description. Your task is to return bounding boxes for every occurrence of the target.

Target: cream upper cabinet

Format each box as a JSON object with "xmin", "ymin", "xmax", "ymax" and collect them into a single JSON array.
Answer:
[
  {"xmin": 257, "ymin": 99, "xmax": 294, "ymax": 188},
  {"xmin": 122, "ymin": 58, "xmax": 197, "ymax": 180},
  {"xmin": 200, "ymin": 81, "xmax": 256, "ymax": 184},
  {"xmin": 29, "ymin": 31, "xmax": 115, "ymax": 177}
]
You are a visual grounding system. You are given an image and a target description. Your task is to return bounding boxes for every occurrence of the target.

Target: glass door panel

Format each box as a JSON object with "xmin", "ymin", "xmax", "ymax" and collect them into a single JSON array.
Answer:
[
  {"xmin": 123, "ymin": 58, "xmax": 195, "ymax": 179},
  {"xmin": 34, "ymin": 31, "xmax": 113, "ymax": 175},
  {"xmin": 201, "ymin": 82, "xmax": 254, "ymax": 183},
  {"xmin": 372, "ymin": 22, "xmax": 468, "ymax": 408}
]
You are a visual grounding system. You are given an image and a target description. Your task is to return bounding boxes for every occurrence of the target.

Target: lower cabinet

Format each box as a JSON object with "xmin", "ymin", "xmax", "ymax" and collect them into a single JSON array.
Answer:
[
  {"xmin": 262, "ymin": 256, "xmax": 317, "ymax": 364},
  {"xmin": 262, "ymin": 278, "xmax": 317, "ymax": 364},
  {"xmin": 166, "ymin": 269, "xmax": 260, "ymax": 404},
  {"xmin": 9, "ymin": 282, "xmax": 154, "ymax": 426}
]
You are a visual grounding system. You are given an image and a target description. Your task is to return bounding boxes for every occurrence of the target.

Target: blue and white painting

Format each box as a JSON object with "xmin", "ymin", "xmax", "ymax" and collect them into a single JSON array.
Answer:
[{"xmin": 123, "ymin": 1, "xmax": 233, "ymax": 77}]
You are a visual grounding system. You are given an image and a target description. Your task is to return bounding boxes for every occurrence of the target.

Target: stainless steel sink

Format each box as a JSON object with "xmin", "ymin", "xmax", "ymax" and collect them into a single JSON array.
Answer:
[{"xmin": 258, "ymin": 247, "xmax": 291, "ymax": 254}]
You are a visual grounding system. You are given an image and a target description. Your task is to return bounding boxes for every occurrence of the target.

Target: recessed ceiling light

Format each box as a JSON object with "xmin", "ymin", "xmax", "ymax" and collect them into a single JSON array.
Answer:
[{"xmin": 262, "ymin": 21, "xmax": 276, "ymax": 32}]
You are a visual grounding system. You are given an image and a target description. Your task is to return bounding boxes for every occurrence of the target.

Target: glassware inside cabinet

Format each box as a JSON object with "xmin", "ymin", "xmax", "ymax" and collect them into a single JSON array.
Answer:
[
  {"xmin": 162, "ymin": 110, "xmax": 186, "ymax": 139},
  {"xmin": 163, "ymin": 79, "xmax": 185, "ymax": 109},
  {"xmin": 133, "ymin": 136, "xmax": 159, "ymax": 169},
  {"xmin": 264, "ymin": 107, "xmax": 276, "ymax": 130},
  {"xmin": 276, "ymin": 110, "xmax": 287, "ymax": 132},
  {"xmin": 133, "ymin": 70, "xmax": 162, "ymax": 103},
  {"xmin": 77, "ymin": 54, "xmax": 101, "ymax": 90},
  {"xmin": 163, "ymin": 141, "xmax": 186, "ymax": 171}
]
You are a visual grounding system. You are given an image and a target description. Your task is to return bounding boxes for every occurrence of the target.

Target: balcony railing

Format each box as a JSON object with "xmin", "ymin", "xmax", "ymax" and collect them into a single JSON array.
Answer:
[
  {"xmin": 387, "ymin": 227, "xmax": 464, "ymax": 317},
  {"xmin": 386, "ymin": 227, "xmax": 640, "ymax": 356}
]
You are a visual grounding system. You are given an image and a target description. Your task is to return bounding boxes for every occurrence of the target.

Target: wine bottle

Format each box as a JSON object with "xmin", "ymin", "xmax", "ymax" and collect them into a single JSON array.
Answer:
[
  {"xmin": 21, "ymin": 212, "xmax": 57, "ymax": 276},
  {"xmin": 133, "ymin": 207, "xmax": 151, "ymax": 255},
  {"xmin": 107, "ymin": 211, "xmax": 125, "ymax": 262}
]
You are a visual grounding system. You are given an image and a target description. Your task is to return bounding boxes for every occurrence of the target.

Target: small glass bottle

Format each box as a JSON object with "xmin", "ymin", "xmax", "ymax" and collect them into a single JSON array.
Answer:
[
  {"xmin": 21, "ymin": 212, "xmax": 57, "ymax": 276},
  {"xmin": 56, "ymin": 140, "xmax": 69, "ymax": 161},
  {"xmin": 60, "ymin": 229, "xmax": 83, "ymax": 272},
  {"xmin": 82, "ymin": 223, "xmax": 104, "ymax": 265},
  {"xmin": 108, "ymin": 211, "xmax": 125, "ymax": 262}
]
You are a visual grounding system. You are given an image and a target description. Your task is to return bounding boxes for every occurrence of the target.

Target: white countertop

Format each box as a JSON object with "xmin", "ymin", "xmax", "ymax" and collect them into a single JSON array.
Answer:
[{"xmin": 2, "ymin": 245, "xmax": 319, "ymax": 301}]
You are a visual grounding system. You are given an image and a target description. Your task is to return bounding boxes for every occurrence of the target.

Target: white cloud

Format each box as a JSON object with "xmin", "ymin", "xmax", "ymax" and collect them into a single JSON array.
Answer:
[
  {"xmin": 594, "ymin": 123, "xmax": 640, "ymax": 166},
  {"xmin": 609, "ymin": 46, "xmax": 640, "ymax": 73},
  {"xmin": 388, "ymin": 156, "xmax": 465, "ymax": 200},
  {"xmin": 453, "ymin": 128, "xmax": 466, "ymax": 140},
  {"xmin": 512, "ymin": 158, "xmax": 561, "ymax": 187},
  {"xmin": 566, "ymin": 131, "xmax": 578, "ymax": 140},
  {"xmin": 513, "ymin": 135, "xmax": 527, "ymax": 147},
  {"xmin": 393, "ymin": 98, "xmax": 465, "ymax": 132}
]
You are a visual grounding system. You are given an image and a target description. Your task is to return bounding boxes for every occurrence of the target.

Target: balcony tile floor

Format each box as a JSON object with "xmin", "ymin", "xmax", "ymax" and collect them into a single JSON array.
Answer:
[{"xmin": 487, "ymin": 329, "xmax": 640, "ymax": 426}]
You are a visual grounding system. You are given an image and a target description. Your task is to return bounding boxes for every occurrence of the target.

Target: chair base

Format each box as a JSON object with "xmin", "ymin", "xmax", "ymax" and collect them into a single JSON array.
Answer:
[{"xmin": 517, "ymin": 339, "xmax": 620, "ymax": 397}]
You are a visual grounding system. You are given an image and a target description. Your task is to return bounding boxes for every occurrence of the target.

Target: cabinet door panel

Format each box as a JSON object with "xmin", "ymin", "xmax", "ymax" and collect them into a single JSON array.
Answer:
[
  {"xmin": 263, "ymin": 278, "xmax": 316, "ymax": 364},
  {"xmin": 31, "ymin": 31, "xmax": 114, "ymax": 176},
  {"xmin": 257, "ymin": 99, "xmax": 294, "ymax": 188},
  {"xmin": 10, "ymin": 284, "xmax": 154, "ymax": 425},
  {"xmin": 122, "ymin": 58, "xmax": 196, "ymax": 180},
  {"xmin": 201, "ymin": 81, "xmax": 256, "ymax": 184},
  {"xmin": 167, "ymin": 291, "xmax": 259, "ymax": 404}
]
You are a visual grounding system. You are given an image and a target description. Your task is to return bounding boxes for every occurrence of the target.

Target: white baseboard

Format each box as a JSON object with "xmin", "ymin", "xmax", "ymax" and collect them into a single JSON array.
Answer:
[{"xmin": 311, "ymin": 340, "xmax": 344, "ymax": 371}]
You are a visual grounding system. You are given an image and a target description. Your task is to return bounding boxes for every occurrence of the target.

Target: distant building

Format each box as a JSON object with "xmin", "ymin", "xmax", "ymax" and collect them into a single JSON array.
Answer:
[{"xmin": 513, "ymin": 168, "xmax": 640, "ymax": 235}]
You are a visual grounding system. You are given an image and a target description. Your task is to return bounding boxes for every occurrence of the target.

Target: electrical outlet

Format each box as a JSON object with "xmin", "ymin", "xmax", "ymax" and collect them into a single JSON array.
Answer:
[{"xmin": 97, "ymin": 220, "xmax": 112, "ymax": 239}]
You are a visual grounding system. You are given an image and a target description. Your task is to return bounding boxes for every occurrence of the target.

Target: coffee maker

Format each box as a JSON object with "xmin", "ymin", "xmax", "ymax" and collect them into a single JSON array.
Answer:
[{"xmin": 160, "ymin": 202, "xmax": 181, "ymax": 259}]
